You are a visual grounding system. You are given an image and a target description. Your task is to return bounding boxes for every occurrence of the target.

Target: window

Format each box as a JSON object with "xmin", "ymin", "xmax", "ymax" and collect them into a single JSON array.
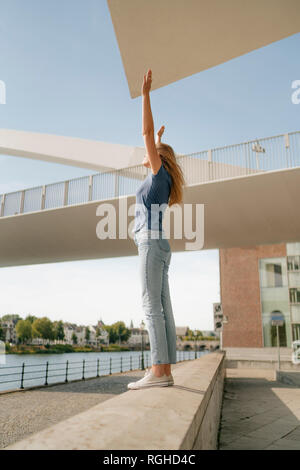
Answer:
[
  {"xmin": 289, "ymin": 288, "xmax": 300, "ymax": 304},
  {"xmin": 287, "ymin": 255, "xmax": 300, "ymax": 271},
  {"xmin": 266, "ymin": 263, "xmax": 283, "ymax": 287}
]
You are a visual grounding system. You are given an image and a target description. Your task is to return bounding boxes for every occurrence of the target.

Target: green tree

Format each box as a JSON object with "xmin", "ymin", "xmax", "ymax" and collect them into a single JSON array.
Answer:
[
  {"xmin": 0, "ymin": 325, "xmax": 4, "ymax": 341},
  {"xmin": 71, "ymin": 332, "xmax": 78, "ymax": 345},
  {"xmin": 54, "ymin": 320, "xmax": 65, "ymax": 341},
  {"xmin": 16, "ymin": 319, "xmax": 32, "ymax": 344},
  {"xmin": 103, "ymin": 325, "xmax": 116, "ymax": 344},
  {"xmin": 1, "ymin": 314, "xmax": 22, "ymax": 324},
  {"xmin": 32, "ymin": 317, "xmax": 55, "ymax": 344},
  {"xmin": 25, "ymin": 315, "xmax": 38, "ymax": 324},
  {"xmin": 85, "ymin": 327, "xmax": 90, "ymax": 343},
  {"xmin": 112, "ymin": 321, "xmax": 130, "ymax": 344}
]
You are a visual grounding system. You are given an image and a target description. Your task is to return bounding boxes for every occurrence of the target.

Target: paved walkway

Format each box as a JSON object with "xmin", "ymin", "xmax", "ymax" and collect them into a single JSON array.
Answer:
[
  {"xmin": 1, "ymin": 366, "xmax": 185, "ymax": 449},
  {"xmin": 218, "ymin": 368, "xmax": 300, "ymax": 450}
]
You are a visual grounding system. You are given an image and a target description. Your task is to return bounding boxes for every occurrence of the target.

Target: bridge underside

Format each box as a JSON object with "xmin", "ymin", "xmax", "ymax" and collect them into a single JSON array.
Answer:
[
  {"xmin": 0, "ymin": 167, "xmax": 299, "ymax": 267},
  {"xmin": 107, "ymin": 0, "xmax": 300, "ymax": 98}
]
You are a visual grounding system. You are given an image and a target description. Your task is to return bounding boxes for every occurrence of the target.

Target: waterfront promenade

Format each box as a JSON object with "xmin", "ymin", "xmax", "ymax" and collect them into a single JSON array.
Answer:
[
  {"xmin": 218, "ymin": 368, "xmax": 300, "ymax": 450},
  {"xmin": 1, "ymin": 362, "xmax": 186, "ymax": 449},
  {"xmin": 2, "ymin": 359, "xmax": 300, "ymax": 450}
]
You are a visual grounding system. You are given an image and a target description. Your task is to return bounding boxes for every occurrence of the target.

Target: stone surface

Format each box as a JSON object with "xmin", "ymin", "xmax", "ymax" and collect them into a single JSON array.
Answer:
[
  {"xmin": 218, "ymin": 368, "xmax": 300, "ymax": 450},
  {"xmin": 3, "ymin": 353, "xmax": 225, "ymax": 450}
]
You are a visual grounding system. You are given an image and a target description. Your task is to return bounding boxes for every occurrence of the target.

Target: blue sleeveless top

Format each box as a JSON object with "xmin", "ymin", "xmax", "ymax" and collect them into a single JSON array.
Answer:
[{"xmin": 134, "ymin": 162, "xmax": 172, "ymax": 233}]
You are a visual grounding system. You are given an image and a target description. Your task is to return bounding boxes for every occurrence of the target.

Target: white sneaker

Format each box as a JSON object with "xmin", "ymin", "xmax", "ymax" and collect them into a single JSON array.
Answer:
[
  {"xmin": 166, "ymin": 373, "xmax": 174, "ymax": 386},
  {"xmin": 127, "ymin": 368, "xmax": 170, "ymax": 390}
]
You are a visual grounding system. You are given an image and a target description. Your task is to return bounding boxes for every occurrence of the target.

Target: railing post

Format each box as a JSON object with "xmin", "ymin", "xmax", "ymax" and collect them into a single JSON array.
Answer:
[
  {"xmin": 130, "ymin": 355, "xmax": 132, "ymax": 371},
  {"xmin": 0, "ymin": 194, "xmax": 4, "ymax": 217},
  {"xmin": 19, "ymin": 190, "xmax": 25, "ymax": 214},
  {"xmin": 64, "ymin": 181, "xmax": 69, "ymax": 206},
  {"xmin": 41, "ymin": 185, "xmax": 46, "ymax": 210},
  {"xmin": 82, "ymin": 359, "xmax": 85, "ymax": 380},
  {"xmin": 109, "ymin": 357, "xmax": 112, "ymax": 375},
  {"xmin": 20, "ymin": 362, "xmax": 25, "ymax": 389},
  {"xmin": 65, "ymin": 360, "xmax": 69, "ymax": 383},
  {"xmin": 284, "ymin": 133, "xmax": 290, "ymax": 148},
  {"xmin": 120, "ymin": 356, "xmax": 122, "ymax": 373},
  {"xmin": 88, "ymin": 175, "xmax": 93, "ymax": 201},
  {"xmin": 45, "ymin": 361, "xmax": 49, "ymax": 385},
  {"xmin": 285, "ymin": 133, "xmax": 290, "ymax": 168},
  {"xmin": 207, "ymin": 149, "xmax": 212, "ymax": 181},
  {"xmin": 114, "ymin": 171, "xmax": 119, "ymax": 198},
  {"xmin": 97, "ymin": 358, "xmax": 99, "ymax": 377}
]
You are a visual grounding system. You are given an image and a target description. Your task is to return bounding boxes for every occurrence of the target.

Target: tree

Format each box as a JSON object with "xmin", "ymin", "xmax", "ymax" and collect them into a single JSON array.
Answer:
[
  {"xmin": 1, "ymin": 314, "xmax": 22, "ymax": 325},
  {"xmin": 71, "ymin": 332, "xmax": 78, "ymax": 345},
  {"xmin": 54, "ymin": 321, "xmax": 65, "ymax": 341},
  {"xmin": 95, "ymin": 326, "xmax": 101, "ymax": 346},
  {"xmin": 25, "ymin": 315, "xmax": 38, "ymax": 324},
  {"xmin": 16, "ymin": 319, "xmax": 32, "ymax": 344},
  {"xmin": 112, "ymin": 321, "xmax": 131, "ymax": 344},
  {"xmin": 32, "ymin": 317, "xmax": 55, "ymax": 344},
  {"xmin": 85, "ymin": 327, "xmax": 90, "ymax": 343},
  {"xmin": 0, "ymin": 325, "xmax": 4, "ymax": 341}
]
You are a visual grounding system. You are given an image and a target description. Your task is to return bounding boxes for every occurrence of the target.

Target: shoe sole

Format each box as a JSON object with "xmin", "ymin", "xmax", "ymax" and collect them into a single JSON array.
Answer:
[{"xmin": 128, "ymin": 381, "xmax": 170, "ymax": 390}]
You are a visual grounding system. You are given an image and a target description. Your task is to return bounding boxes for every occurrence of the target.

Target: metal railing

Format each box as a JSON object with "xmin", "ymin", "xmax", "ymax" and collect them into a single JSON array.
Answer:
[
  {"xmin": 0, "ymin": 130, "xmax": 299, "ymax": 218},
  {"xmin": 0, "ymin": 350, "xmax": 210, "ymax": 392}
]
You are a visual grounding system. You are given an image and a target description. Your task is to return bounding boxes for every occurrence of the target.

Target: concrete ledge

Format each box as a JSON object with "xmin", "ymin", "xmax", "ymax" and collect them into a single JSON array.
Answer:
[
  {"xmin": 276, "ymin": 370, "xmax": 300, "ymax": 387},
  {"xmin": 4, "ymin": 352, "xmax": 225, "ymax": 450},
  {"xmin": 225, "ymin": 359, "xmax": 299, "ymax": 371}
]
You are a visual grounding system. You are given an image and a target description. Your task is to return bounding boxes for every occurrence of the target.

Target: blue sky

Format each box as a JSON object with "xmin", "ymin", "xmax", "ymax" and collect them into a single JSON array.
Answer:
[{"xmin": 0, "ymin": 0, "xmax": 299, "ymax": 330}]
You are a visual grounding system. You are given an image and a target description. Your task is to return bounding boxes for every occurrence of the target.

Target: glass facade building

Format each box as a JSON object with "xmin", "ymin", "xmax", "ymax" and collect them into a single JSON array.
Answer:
[{"xmin": 259, "ymin": 242, "xmax": 300, "ymax": 347}]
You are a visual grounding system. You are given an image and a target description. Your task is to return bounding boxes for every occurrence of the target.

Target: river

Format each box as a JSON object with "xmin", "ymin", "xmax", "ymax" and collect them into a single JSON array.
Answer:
[{"xmin": 0, "ymin": 349, "xmax": 210, "ymax": 392}]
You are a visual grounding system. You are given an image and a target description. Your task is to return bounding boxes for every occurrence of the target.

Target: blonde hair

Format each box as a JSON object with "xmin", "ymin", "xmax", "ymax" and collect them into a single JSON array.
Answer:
[{"xmin": 156, "ymin": 142, "xmax": 186, "ymax": 207}]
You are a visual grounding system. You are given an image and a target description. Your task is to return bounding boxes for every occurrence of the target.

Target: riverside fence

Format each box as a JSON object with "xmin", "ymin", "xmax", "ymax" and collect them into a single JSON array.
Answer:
[{"xmin": 0, "ymin": 350, "xmax": 210, "ymax": 392}]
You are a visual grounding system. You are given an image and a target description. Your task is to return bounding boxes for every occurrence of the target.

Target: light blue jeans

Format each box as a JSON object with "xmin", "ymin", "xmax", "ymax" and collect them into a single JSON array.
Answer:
[{"xmin": 133, "ymin": 227, "xmax": 177, "ymax": 365}]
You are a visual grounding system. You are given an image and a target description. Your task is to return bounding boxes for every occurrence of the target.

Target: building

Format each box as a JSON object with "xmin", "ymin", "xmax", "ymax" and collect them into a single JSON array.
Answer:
[
  {"xmin": 63, "ymin": 323, "xmax": 86, "ymax": 345},
  {"xmin": 63, "ymin": 321, "xmax": 109, "ymax": 346},
  {"xmin": 0, "ymin": 319, "xmax": 17, "ymax": 344},
  {"xmin": 220, "ymin": 241, "xmax": 300, "ymax": 348},
  {"xmin": 128, "ymin": 327, "xmax": 149, "ymax": 346},
  {"xmin": 175, "ymin": 327, "xmax": 189, "ymax": 338},
  {"xmin": 95, "ymin": 320, "xmax": 109, "ymax": 345},
  {"xmin": 213, "ymin": 303, "xmax": 222, "ymax": 339}
]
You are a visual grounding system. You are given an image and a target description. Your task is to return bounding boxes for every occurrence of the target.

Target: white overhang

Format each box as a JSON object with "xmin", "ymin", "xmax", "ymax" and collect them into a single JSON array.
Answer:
[
  {"xmin": 107, "ymin": 0, "xmax": 300, "ymax": 98},
  {"xmin": 0, "ymin": 166, "xmax": 299, "ymax": 267},
  {"xmin": 0, "ymin": 129, "xmax": 145, "ymax": 171}
]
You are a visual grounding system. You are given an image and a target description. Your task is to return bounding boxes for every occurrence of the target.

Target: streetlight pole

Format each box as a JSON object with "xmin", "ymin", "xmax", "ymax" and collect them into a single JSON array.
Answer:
[{"xmin": 194, "ymin": 329, "xmax": 197, "ymax": 359}]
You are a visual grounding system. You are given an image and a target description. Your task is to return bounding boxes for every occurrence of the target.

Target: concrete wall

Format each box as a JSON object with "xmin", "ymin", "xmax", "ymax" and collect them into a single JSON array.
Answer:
[{"xmin": 4, "ymin": 351, "xmax": 225, "ymax": 450}]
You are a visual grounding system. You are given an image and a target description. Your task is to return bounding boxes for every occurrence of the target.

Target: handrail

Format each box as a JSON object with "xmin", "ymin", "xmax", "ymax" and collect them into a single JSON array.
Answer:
[
  {"xmin": 0, "ymin": 130, "xmax": 299, "ymax": 218},
  {"xmin": 0, "ymin": 350, "xmax": 209, "ymax": 392}
]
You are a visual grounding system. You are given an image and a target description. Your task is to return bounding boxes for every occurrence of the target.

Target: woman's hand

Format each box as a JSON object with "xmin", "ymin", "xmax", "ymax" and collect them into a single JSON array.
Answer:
[
  {"xmin": 156, "ymin": 125, "xmax": 165, "ymax": 144},
  {"xmin": 142, "ymin": 69, "xmax": 152, "ymax": 96}
]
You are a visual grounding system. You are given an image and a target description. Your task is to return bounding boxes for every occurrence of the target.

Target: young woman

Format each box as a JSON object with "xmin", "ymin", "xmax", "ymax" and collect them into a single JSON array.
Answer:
[{"xmin": 128, "ymin": 69, "xmax": 186, "ymax": 390}]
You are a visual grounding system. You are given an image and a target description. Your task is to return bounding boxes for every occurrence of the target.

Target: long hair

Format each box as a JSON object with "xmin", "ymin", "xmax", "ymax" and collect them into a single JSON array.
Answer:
[{"xmin": 156, "ymin": 142, "xmax": 186, "ymax": 207}]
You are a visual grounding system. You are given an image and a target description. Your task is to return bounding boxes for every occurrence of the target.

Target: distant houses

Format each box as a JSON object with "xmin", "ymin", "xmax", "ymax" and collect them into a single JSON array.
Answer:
[
  {"xmin": 0, "ymin": 316, "xmax": 216, "ymax": 348},
  {"xmin": 0, "ymin": 318, "xmax": 18, "ymax": 343},
  {"xmin": 127, "ymin": 327, "xmax": 149, "ymax": 346}
]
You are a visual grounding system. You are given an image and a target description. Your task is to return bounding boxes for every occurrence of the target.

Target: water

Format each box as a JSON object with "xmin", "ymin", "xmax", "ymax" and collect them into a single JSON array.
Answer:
[{"xmin": 0, "ymin": 350, "xmax": 210, "ymax": 392}]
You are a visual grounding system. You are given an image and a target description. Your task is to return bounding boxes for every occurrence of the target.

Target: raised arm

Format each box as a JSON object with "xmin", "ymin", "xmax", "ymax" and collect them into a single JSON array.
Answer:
[{"xmin": 142, "ymin": 69, "xmax": 161, "ymax": 175}]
